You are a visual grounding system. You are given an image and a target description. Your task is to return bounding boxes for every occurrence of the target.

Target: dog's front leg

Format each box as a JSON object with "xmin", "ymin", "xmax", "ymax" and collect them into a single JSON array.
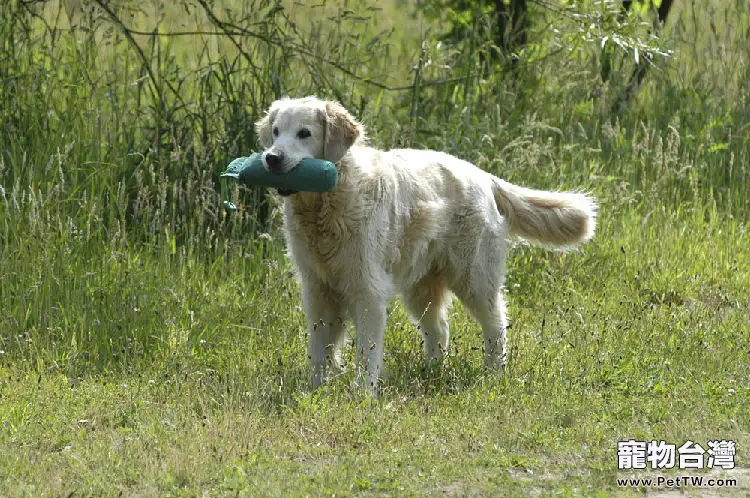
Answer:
[
  {"xmin": 301, "ymin": 279, "xmax": 346, "ymax": 389},
  {"xmin": 351, "ymin": 300, "xmax": 387, "ymax": 393}
]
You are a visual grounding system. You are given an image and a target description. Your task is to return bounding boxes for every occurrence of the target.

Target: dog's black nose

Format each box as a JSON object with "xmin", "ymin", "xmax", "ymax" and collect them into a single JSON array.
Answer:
[{"xmin": 265, "ymin": 152, "xmax": 284, "ymax": 172}]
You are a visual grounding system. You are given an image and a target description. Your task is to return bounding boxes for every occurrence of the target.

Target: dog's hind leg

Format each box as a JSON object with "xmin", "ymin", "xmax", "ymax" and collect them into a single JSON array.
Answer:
[
  {"xmin": 461, "ymin": 290, "xmax": 508, "ymax": 370},
  {"xmin": 452, "ymin": 237, "xmax": 509, "ymax": 370},
  {"xmin": 402, "ymin": 272, "xmax": 451, "ymax": 364}
]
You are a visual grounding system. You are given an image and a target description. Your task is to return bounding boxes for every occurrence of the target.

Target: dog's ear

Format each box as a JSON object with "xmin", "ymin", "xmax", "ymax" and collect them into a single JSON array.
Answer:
[
  {"xmin": 323, "ymin": 101, "xmax": 361, "ymax": 163},
  {"xmin": 255, "ymin": 105, "xmax": 280, "ymax": 148}
]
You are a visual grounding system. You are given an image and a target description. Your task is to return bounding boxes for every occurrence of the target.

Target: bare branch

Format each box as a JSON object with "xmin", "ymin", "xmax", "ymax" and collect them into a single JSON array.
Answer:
[
  {"xmin": 90, "ymin": 0, "xmax": 162, "ymax": 103},
  {"xmin": 122, "ymin": 26, "xmax": 477, "ymax": 92}
]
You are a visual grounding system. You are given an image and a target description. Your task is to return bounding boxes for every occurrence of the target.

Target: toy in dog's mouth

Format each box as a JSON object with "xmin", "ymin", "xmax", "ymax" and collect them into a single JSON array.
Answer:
[{"xmin": 220, "ymin": 153, "xmax": 337, "ymax": 210}]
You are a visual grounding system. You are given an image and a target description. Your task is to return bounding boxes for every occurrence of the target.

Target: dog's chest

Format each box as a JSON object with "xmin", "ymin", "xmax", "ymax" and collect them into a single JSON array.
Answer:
[{"xmin": 284, "ymin": 193, "xmax": 367, "ymax": 280}]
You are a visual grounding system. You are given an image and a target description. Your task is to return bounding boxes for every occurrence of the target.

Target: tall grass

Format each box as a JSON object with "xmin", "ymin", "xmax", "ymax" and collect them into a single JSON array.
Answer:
[
  {"xmin": 1, "ymin": 0, "xmax": 748, "ymax": 374},
  {"xmin": 0, "ymin": 0, "xmax": 404, "ymax": 368}
]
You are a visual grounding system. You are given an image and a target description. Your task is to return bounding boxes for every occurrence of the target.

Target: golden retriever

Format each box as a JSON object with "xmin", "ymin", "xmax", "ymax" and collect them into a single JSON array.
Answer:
[{"xmin": 255, "ymin": 96, "xmax": 597, "ymax": 392}]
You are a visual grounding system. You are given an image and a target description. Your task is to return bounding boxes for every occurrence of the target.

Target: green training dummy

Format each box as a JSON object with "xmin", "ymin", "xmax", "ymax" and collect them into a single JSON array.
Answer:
[{"xmin": 220, "ymin": 153, "xmax": 337, "ymax": 210}]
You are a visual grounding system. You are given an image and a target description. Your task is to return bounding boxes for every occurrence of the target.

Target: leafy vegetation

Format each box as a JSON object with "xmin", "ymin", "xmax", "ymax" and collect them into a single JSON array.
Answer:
[{"xmin": 1, "ymin": 0, "xmax": 748, "ymax": 495}]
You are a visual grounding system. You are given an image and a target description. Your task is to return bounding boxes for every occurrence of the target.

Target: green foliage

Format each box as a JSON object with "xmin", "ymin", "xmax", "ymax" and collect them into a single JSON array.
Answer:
[{"xmin": 1, "ymin": 0, "xmax": 749, "ymax": 495}]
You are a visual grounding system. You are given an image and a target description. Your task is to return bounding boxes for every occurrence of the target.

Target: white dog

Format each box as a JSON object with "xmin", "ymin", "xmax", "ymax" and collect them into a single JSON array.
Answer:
[{"xmin": 256, "ymin": 96, "xmax": 596, "ymax": 392}]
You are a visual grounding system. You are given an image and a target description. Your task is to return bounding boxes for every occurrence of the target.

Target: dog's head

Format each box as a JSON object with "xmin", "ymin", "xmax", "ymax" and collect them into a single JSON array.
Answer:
[{"xmin": 255, "ymin": 97, "xmax": 362, "ymax": 174}]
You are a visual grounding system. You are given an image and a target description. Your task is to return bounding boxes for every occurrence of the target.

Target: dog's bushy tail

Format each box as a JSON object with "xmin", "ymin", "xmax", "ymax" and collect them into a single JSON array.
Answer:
[{"xmin": 491, "ymin": 177, "xmax": 597, "ymax": 248}]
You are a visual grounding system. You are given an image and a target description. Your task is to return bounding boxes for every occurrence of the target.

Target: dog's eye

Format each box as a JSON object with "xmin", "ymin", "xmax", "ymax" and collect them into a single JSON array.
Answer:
[
  {"xmin": 273, "ymin": 127, "xmax": 279, "ymax": 137},
  {"xmin": 297, "ymin": 128, "xmax": 311, "ymax": 139}
]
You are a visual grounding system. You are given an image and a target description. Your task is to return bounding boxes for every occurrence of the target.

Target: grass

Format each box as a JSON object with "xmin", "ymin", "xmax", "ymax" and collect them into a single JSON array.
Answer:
[{"xmin": 1, "ymin": 0, "xmax": 749, "ymax": 496}]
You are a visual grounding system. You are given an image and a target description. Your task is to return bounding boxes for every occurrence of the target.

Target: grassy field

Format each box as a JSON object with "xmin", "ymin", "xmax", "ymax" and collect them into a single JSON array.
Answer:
[{"xmin": 1, "ymin": 0, "xmax": 749, "ymax": 496}]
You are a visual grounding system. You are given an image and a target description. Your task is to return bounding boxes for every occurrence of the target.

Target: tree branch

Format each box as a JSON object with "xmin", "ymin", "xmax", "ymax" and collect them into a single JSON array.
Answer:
[
  {"xmin": 121, "ymin": 28, "xmax": 477, "ymax": 92},
  {"xmin": 90, "ymin": 0, "xmax": 162, "ymax": 103}
]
